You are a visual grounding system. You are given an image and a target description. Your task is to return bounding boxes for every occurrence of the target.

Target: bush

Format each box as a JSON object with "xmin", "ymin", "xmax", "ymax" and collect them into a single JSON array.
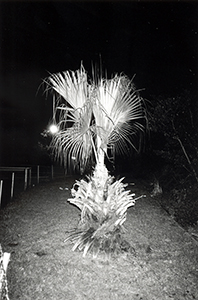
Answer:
[{"xmin": 147, "ymin": 90, "xmax": 198, "ymax": 226}]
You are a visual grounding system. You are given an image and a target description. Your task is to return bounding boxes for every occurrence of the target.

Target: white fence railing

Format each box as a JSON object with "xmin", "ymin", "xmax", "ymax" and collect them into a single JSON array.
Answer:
[{"xmin": 0, "ymin": 165, "xmax": 65, "ymax": 208}]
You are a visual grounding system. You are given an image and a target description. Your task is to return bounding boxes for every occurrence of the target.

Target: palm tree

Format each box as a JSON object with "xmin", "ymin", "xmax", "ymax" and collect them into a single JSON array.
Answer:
[{"xmin": 44, "ymin": 63, "xmax": 147, "ymax": 258}]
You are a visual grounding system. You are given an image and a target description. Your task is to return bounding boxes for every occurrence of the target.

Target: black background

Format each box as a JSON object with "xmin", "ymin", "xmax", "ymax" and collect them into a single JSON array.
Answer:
[{"xmin": 0, "ymin": 1, "xmax": 197, "ymax": 166}]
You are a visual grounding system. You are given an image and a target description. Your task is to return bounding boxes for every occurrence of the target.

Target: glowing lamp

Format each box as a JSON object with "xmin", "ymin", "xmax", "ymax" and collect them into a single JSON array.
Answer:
[{"xmin": 49, "ymin": 124, "xmax": 59, "ymax": 134}]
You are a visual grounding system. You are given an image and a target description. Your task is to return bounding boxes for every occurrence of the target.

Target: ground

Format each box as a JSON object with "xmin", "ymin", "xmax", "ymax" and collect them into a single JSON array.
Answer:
[{"xmin": 0, "ymin": 175, "xmax": 198, "ymax": 300}]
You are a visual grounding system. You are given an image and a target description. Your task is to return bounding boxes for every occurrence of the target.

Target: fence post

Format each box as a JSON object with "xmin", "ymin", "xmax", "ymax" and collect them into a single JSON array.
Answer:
[
  {"xmin": 11, "ymin": 172, "xmax": 15, "ymax": 199},
  {"xmin": 24, "ymin": 168, "xmax": 28, "ymax": 190},
  {"xmin": 51, "ymin": 165, "xmax": 54, "ymax": 180},
  {"xmin": 29, "ymin": 168, "xmax": 31, "ymax": 187},
  {"xmin": 0, "ymin": 244, "xmax": 10, "ymax": 299},
  {"xmin": 0, "ymin": 180, "xmax": 3, "ymax": 207},
  {"xmin": 37, "ymin": 165, "xmax": 39, "ymax": 184}
]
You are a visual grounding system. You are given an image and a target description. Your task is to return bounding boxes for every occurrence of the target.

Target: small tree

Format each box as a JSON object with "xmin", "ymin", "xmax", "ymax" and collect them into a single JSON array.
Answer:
[{"xmin": 44, "ymin": 64, "xmax": 147, "ymax": 257}]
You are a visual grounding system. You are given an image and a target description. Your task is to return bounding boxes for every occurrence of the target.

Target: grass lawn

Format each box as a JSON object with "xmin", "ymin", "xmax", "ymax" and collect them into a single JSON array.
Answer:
[{"xmin": 0, "ymin": 176, "xmax": 198, "ymax": 300}]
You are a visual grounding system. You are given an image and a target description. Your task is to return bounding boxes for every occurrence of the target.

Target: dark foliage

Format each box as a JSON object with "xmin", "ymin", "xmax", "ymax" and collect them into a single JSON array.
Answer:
[{"xmin": 147, "ymin": 90, "xmax": 198, "ymax": 227}]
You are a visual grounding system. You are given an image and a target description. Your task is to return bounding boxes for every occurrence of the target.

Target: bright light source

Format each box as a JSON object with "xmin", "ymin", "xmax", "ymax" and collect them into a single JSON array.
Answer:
[{"xmin": 49, "ymin": 124, "xmax": 59, "ymax": 134}]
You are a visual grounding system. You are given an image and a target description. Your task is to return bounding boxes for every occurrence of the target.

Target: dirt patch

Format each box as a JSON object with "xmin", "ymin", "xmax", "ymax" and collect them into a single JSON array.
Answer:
[{"xmin": 0, "ymin": 176, "xmax": 198, "ymax": 300}]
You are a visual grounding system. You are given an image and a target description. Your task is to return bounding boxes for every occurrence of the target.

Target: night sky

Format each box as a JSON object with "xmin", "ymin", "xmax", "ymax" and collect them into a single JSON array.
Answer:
[{"xmin": 0, "ymin": 1, "xmax": 198, "ymax": 166}]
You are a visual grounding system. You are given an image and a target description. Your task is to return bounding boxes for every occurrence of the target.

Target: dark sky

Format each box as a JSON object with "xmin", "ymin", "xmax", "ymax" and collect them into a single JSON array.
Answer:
[{"xmin": 0, "ymin": 1, "xmax": 198, "ymax": 165}]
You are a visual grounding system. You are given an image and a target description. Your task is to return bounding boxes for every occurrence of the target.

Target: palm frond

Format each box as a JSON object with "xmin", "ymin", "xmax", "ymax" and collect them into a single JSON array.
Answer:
[
  {"xmin": 45, "ymin": 64, "xmax": 147, "ymax": 171},
  {"xmin": 93, "ymin": 74, "xmax": 146, "ymax": 156},
  {"xmin": 50, "ymin": 102, "xmax": 94, "ymax": 170},
  {"xmin": 47, "ymin": 64, "xmax": 88, "ymax": 110}
]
